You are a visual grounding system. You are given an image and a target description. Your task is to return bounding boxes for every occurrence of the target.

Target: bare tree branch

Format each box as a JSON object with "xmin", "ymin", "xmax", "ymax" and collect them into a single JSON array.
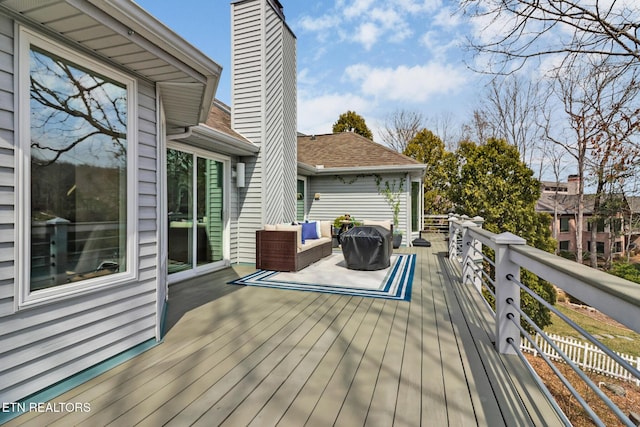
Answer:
[{"xmin": 461, "ymin": 0, "xmax": 640, "ymax": 74}]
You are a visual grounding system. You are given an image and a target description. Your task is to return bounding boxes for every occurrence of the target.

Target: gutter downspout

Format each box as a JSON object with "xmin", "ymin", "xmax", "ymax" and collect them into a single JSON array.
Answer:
[{"xmin": 167, "ymin": 127, "xmax": 193, "ymax": 141}]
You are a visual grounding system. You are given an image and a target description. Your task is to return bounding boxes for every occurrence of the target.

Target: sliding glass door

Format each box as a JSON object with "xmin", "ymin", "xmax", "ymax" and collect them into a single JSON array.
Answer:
[{"xmin": 167, "ymin": 148, "xmax": 226, "ymax": 276}]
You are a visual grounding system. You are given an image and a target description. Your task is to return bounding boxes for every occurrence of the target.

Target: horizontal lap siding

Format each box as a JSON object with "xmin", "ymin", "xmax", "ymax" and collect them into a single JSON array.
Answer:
[
  {"xmin": 232, "ymin": 1, "xmax": 298, "ymax": 265},
  {"xmin": 264, "ymin": 7, "xmax": 285, "ymax": 224},
  {"xmin": 232, "ymin": 0, "xmax": 263, "ymax": 264},
  {"xmin": 307, "ymin": 174, "xmax": 409, "ymax": 233},
  {"xmin": 0, "ymin": 14, "xmax": 14, "ymax": 319},
  {"xmin": 0, "ymin": 15, "xmax": 159, "ymax": 403},
  {"xmin": 282, "ymin": 24, "xmax": 297, "ymax": 223}
]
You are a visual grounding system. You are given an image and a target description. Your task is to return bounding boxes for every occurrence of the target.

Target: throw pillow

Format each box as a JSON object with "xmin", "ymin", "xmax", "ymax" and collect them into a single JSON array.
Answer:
[
  {"xmin": 301, "ymin": 222, "xmax": 319, "ymax": 242},
  {"xmin": 307, "ymin": 220, "xmax": 322, "ymax": 238}
]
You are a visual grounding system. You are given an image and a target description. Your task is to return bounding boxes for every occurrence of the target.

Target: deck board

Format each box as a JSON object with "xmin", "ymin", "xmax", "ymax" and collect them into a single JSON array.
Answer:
[{"xmin": 5, "ymin": 236, "xmax": 563, "ymax": 427}]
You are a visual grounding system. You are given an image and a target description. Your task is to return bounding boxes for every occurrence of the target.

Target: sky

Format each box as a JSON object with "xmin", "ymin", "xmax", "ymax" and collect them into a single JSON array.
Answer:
[{"xmin": 135, "ymin": 0, "xmax": 485, "ymax": 143}]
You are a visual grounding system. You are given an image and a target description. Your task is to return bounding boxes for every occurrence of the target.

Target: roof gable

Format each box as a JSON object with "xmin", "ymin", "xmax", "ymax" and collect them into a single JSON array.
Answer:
[{"xmin": 297, "ymin": 133, "xmax": 423, "ymax": 169}]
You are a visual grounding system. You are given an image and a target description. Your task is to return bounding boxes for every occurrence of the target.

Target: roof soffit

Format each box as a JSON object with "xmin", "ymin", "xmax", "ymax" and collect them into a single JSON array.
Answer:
[{"xmin": 1, "ymin": 0, "xmax": 222, "ymax": 126}]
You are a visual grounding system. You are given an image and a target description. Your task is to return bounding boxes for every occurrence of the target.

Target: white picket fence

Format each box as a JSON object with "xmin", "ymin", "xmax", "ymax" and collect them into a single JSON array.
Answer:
[{"xmin": 521, "ymin": 333, "xmax": 640, "ymax": 386}]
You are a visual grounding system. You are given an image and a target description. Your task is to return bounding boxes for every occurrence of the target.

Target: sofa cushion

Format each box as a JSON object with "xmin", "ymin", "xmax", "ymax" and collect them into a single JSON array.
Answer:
[
  {"xmin": 319, "ymin": 220, "xmax": 332, "ymax": 238},
  {"xmin": 275, "ymin": 223, "xmax": 302, "ymax": 249},
  {"xmin": 264, "ymin": 224, "xmax": 277, "ymax": 231},
  {"xmin": 298, "ymin": 236, "xmax": 331, "ymax": 252}
]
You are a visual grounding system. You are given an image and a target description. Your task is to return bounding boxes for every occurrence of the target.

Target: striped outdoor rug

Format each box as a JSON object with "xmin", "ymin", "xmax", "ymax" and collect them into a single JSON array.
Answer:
[{"xmin": 229, "ymin": 252, "xmax": 415, "ymax": 301}]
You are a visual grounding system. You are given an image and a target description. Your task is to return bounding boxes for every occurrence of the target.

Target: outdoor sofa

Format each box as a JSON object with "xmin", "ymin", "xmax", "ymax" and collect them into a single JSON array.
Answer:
[{"xmin": 256, "ymin": 221, "xmax": 333, "ymax": 272}]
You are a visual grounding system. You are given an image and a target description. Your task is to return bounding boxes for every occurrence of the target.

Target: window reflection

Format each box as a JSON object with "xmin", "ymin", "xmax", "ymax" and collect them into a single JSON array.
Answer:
[
  {"xmin": 168, "ymin": 149, "xmax": 224, "ymax": 274},
  {"xmin": 29, "ymin": 47, "xmax": 128, "ymax": 290}
]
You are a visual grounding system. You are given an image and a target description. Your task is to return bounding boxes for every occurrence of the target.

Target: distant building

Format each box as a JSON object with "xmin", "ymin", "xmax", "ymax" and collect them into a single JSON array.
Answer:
[{"xmin": 537, "ymin": 176, "xmax": 640, "ymax": 260}]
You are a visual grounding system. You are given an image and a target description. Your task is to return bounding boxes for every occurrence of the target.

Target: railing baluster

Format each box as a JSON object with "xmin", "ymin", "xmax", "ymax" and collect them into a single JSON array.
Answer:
[{"xmin": 461, "ymin": 220, "xmax": 483, "ymax": 292}]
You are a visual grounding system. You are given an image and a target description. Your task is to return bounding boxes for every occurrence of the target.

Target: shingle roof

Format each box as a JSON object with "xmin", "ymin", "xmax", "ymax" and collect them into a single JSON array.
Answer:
[
  {"xmin": 628, "ymin": 196, "xmax": 640, "ymax": 213},
  {"xmin": 203, "ymin": 100, "xmax": 253, "ymax": 145},
  {"xmin": 297, "ymin": 132, "xmax": 423, "ymax": 169},
  {"xmin": 536, "ymin": 193, "xmax": 638, "ymax": 215}
]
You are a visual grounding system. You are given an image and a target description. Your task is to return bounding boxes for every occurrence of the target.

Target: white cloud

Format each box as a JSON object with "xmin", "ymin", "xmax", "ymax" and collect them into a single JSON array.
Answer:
[
  {"xmin": 344, "ymin": 62, "xmax": 469, "ymax": 102},
  {"xmin": 390, "ymin": 0, "xmax": 442, "ymax": 14},
  {"xmin": 420, "ymin": 30, "xmax": 464, "ymax": 60},
  {"xmin": 297, "ymin": 91, "xmax": 373, "ymax": 135},
  {"xmin": 433, "ymin": 6, "xmax": 461, "ymax": 28},
  {"xmin": 370, "ymin": 7, "xmax": 413, "ymax": 42},
  {"xmin": 297, "ymin": 1, "xmax": 420, "ymax": 49},
  {"xmin": 298, "ymin": 14, "xmax": 336, "ymax": 32},
  {"xmin": 343, "ymin": 0, "xmax": 376, "ymax": 19},
  {"xmin": 354, "ymin": 22, "xmax": 381, "ymax": 50}
]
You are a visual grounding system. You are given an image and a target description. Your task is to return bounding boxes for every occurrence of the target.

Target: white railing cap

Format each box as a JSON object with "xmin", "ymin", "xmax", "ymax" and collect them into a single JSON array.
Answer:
[
  {"xmin": 461, "ymin": 220, "xmax": 480, "ymax": 228},
  {"xmin": 491, "ymin": 232, "xmax": 526, "ymax": 245}
]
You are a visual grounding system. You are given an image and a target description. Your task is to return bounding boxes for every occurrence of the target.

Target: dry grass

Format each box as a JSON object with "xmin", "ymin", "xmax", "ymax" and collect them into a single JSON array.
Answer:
[
  {"xmin": 527, "ymin": 303, "xmax": 640, "ymax": 427},
  {"xmin": 526, "ymin": 298, "xmax": 640, "ymax": 425},
  {"xmin": 526, "ymin": 354, "xmax": 640, "ymax": 426}
]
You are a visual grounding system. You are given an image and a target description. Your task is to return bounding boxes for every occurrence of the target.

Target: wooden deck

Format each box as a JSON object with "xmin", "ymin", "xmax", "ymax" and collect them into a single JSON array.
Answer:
[{"xmin": 6, "ymin": 235, "xmax": 562, "ymax": 426}]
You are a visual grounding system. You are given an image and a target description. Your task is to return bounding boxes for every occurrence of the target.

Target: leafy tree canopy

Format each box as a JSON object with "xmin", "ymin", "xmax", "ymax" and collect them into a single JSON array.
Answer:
[
  {"xmin": 449, "ymin": 138, "xmax": 554, "ymax": 250},
  {"xmin": 404, "ymin": 128, "xmax": 455, "ymax": 214},
  {"xmin": 447, "ymin": 137, "xmax": 557, "ymax": 331},
  {"xmin": 332, "ymin": 110, "xmax": 373, "ymax": 140}
]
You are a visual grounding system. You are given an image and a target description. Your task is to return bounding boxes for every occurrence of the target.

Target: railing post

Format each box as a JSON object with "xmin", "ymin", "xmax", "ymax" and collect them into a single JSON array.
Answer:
[
  {"xmin": 492, "ymin": 232, "xmax": 526, "ymax": 355},
  {"xmin": 47, "ymin": 217, "xmax": 70, "ymax": 286},
  {"xmin": 461, "ymin": 220, "xmax": 482, "ymax": 291},
  {"xmin": 448, "ymin": 215, "xmax": 459, "ymax": 262}
]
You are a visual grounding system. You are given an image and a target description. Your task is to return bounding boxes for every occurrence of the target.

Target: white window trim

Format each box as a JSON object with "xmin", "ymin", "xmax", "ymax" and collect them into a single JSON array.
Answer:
[
  {"xmin": 16, "ymin": 26, "xmax": 139, "ymax": 309},
  {"xmin": 297, "ymin": 176, "xmax": 307, "ymax": 221}
]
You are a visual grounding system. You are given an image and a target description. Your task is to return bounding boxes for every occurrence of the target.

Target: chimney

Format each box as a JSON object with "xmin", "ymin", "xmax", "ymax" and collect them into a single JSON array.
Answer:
[
  {"xmin": 231, "ymin": 0, "xmax": 297, "ymax": 254},
  {"xmin": 567, "ymin": 174, "xmax": 580, "ymax": 195}
]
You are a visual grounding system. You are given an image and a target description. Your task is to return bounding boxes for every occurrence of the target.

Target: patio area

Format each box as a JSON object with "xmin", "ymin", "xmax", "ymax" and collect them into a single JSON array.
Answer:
[{"xmin": 5, "ymin": 235, "xmax": 561, "ymax": 426}]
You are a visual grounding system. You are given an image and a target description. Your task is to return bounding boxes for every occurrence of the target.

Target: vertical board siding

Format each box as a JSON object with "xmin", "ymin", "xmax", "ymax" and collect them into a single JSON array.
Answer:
[{"xmin": 0, "ymin": 17, "xmax": 159, "ymax": 402}]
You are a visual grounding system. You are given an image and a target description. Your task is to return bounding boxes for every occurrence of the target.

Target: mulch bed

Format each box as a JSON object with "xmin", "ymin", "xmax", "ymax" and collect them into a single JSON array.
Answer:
[{"xmin": 525, "ymin": 353, "xmax": 640, "ymax": 426}]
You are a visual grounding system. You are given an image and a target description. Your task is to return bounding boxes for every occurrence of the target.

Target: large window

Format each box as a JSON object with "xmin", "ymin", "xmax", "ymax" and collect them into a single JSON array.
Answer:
[
  {"xmin": 20, "ymin": 28, "xmax": 136, "ymax": 302},
  {"xmin": 559, "ymin": 217, "xmax": 570, "ymax": 232}
]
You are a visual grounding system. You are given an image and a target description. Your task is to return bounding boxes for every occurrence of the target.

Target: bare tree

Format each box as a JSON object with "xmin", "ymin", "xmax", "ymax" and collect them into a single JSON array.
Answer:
[
  {"xmin": 543, "ymin": 56, "xmax": 640, "ymax": 266},
  {"xmin": 461, "ymin": 109, "xmax": 493, "ymax": 144},
  {"xmin": 431, "ymin": 112, "xmax": 460, "ymax": 151},
  {"xmin": 461, "ymin": 0, "xmax": 640, "ymax": 73},
  {"xmin": 622, "ymin": 169, "xmax": 640, "ymax": 262},
  {"xmin": 30, "ymin": 50, "xmax": 127, "ymax": 167},
  {"xmin": 483, "ymin": 76, "xmax": 546, "ymax": 170},
  {"xmin": 546, "ymin": 146, "xmax": 568, "ymax": 253},
  {"xmin": 379, "ymin": 109, "xmax": 427, "ymax": 153}
]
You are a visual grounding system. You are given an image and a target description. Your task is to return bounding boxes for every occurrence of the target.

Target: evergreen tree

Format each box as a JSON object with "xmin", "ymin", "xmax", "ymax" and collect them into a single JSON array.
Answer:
[
  {"xmin": 403, "ymin": 128, "xmax": 455, "ymax": 214},
  {"xmin": 448, "ymin": 138, "xmax": 557, "ymax": 331}
]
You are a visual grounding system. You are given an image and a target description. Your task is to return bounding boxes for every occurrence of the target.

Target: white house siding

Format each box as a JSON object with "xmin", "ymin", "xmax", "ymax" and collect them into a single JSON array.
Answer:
[
  {"xmin": 232, "ymin": 0, "xmax": 264, "ymax": 264},
  {"xmin": 282, "ymin": 23, "xmax": 297, "ymax": 223},
  {"xmin": 306, "ymin": 174, "xmax": 410, "ymax": 237},
  {"xmin": 0, "ymin": 14, "xmax": 14, "ymax": 319},
  {"xmin": 0, "ymin": 17, "xmax": 158, "ymax": 403},
  {"xmin": 232, "ymin": 0, "xmax": 296, "ymax": 263}
]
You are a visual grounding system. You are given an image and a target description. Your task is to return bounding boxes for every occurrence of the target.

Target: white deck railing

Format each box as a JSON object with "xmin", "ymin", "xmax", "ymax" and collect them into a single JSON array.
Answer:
[{"xmin": 448, "ymin": 215, "xmax": 640, "ymax": 427}]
